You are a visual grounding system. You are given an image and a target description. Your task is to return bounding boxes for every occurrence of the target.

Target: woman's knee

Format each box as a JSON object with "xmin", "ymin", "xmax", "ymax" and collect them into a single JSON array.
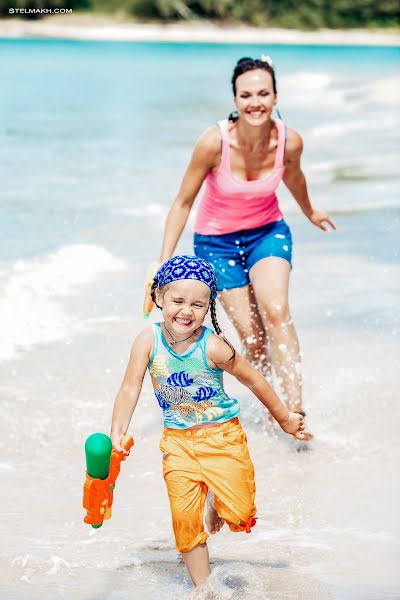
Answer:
[
  {"xmin": 260, "ymin": 300, "xmax": 291, "ymax": 327},
  {"xmin": 240, "ymin": 331, "xmax": 268, "ymax": 359}
]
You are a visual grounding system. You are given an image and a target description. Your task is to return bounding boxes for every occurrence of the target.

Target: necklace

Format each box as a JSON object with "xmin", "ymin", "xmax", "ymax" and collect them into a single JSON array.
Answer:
[{"xmin": 163, "ymin": 323, "xmax": 199, "ymax": 347}]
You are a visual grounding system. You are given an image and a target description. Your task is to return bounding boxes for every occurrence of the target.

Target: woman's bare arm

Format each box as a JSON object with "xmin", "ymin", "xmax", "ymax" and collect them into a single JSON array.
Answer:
[
  {"xmin": 283, "ymin": 128, "xmax": 336, "ymax": 231},
  {"xmin": 160, "ymin": 126, "xmax": 221, "ymax": 262}
]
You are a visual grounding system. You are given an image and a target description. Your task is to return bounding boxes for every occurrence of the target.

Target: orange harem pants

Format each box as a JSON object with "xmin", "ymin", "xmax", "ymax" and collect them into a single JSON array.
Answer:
[{"xmin": 159, "ymin": 417, "xmax": 256, "ymax": 553}]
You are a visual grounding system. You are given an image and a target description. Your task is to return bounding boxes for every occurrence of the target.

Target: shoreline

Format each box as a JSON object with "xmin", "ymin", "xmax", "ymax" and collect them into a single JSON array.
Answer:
[{"xmin": 0, "ymin": 16, "xmax": 399, "ymax": 45}]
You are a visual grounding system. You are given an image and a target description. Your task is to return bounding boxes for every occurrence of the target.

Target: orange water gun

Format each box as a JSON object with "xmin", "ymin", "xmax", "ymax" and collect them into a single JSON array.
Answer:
[
  {"xmin": 143, "ymin": 261, "xmax": 160, "ymax": 319},
  {"xmin": 83, "ymin": 433, "xmax": 134, "ymax": 528}
]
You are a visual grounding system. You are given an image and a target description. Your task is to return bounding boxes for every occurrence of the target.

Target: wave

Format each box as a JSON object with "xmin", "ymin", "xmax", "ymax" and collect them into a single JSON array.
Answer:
[
  {"xmin": 279, "ymin": 72, "xmax": 400, "ymax": 111},
  {"xmin": 309, "ymin": 114, "xmax": 400, "ymax": 138},
  {"xmin": 0, "ymin": 244, "xmax": 126, "ymax": 362},
  {"xmin": 363, "ymin": 75, "xmax": 400, "ymax": 107},
  {"xmin": 113, "ymin": 202, "xmax": 167, "ymax": 218}
]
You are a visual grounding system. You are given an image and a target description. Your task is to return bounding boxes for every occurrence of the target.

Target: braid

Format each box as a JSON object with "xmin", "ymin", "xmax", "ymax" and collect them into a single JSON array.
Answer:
[
  {"xmin": 210, "ymin": 299, "xmax": 235, "ymax": 362},
  {"xmin": 151, "ymin": 280, "xmax": 162, "ymax": 309}
]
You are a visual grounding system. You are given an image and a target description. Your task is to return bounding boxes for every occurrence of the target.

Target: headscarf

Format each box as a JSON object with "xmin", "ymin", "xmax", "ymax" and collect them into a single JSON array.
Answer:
[{"xmin": 154, "ymin": 255, "xmax": 218, "ymax": 299}]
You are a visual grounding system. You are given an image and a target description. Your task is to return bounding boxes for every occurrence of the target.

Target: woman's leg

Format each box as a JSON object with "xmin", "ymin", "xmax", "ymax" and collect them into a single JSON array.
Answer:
[
  {"xmin": 249, "ymin": 257, "xmax": 306, "ymax": 415},
  {"xmin": 217, "ymin": 284, "xmax": 272, "ymax": 381}
]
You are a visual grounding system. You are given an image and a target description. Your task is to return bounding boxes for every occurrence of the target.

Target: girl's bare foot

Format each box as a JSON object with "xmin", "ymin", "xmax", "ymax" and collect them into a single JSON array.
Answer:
[{"xmin": 205, "ymin": 491, "xmax": 225, "ymax": 534}]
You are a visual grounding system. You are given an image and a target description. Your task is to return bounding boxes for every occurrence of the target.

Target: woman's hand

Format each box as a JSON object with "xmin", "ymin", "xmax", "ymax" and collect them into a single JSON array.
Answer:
[
  {"xmin": 308, "ymin": 208, "xmax": 336, "ymax": 232},
  {"xmin": 143, "ymin": 261, "xmax": 161, "ymax": 318}
]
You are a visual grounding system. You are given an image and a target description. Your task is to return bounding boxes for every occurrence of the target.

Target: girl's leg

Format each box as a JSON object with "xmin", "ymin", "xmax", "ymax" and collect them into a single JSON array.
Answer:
[
  {"xmin": 161, "ymin": 434, "xmax": 211, "ymax": 586},
  {"xmin": 217, "ymin": 284, "xmax": 272, "ymax": 381},
  {"xmin": 181, "ymin": 543, "xmax": 211, "ymax": 586},
  {"xmin": 249, "ymin": 257, "xmax": 307, "ymax": 416}
]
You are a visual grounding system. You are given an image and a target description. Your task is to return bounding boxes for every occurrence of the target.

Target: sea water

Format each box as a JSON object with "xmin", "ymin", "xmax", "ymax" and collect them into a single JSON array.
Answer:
[{"xmin": 0, "ymin": 39, "xmax": 399, "ymax": 599}]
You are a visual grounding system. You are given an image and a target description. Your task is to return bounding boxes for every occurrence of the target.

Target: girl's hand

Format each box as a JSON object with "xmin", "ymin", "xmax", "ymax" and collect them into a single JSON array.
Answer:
[
  {"xmin": 279, "ymin": 411, "xmax": 305, "ymax": 437},
  {"xmin": 308, "ymin": 209, "xmax": 336, "ymax": 232},
  {"xmin": 110, "ymin": 431, "xmax": 127, "ymax": 455}
]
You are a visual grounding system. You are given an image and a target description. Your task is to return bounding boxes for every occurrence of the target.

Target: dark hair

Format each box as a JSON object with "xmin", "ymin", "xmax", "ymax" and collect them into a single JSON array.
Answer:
[
  {"xmin": 210, "ymin": 299, "xmax": 235, "ymax": 362},
  {"xmin": 151, "ymin": 280, "xmax": 235, "ymax": 362},
  {"xmin": 151, "ymin": 278, "xmax": 162, "ymax": 308},
  {"xmin": 229, "ymin": 57, "xmax": 278, "ymax": 123},
  {"xmin": 232, "ymin": 56, "xmax": 277, "ymax": 97}
]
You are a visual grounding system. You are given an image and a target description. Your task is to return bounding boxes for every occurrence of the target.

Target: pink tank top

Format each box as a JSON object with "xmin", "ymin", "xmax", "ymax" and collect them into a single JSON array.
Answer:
[{"xmin": 194, "ymin": 119, "xmax": 285, "ymax": 236}]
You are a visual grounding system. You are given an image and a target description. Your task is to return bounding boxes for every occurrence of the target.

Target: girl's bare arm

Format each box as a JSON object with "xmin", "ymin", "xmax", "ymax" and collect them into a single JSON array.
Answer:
[
  {"xmin": 207, "ymin": 335, "xmax": 305, "ymax": 437},
  {"xmin": 110, "ymin": 328, "xmax": 153, "ymax": 452}
]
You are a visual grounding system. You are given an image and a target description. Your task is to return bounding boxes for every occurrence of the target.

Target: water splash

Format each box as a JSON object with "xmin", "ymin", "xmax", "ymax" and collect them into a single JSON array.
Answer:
[{"xmin": 188, "ymin": 563, "xmax": 264, "ymax": 599}]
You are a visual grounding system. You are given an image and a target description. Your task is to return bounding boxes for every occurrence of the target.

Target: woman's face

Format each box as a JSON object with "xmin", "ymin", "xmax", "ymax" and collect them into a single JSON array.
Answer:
[{"xmin": 234, "ymin": 69, "xmax": 277, "ymax": 126}]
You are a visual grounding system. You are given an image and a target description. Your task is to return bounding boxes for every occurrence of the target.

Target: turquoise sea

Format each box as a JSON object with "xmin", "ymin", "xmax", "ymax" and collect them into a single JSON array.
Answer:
[
  {"xmin": 0, "ymin": 39, "xmax": 399, "ymax": 600},
  {"xmin": 1, "ymin": 41, "xmax": 399, "ymax": 262}
]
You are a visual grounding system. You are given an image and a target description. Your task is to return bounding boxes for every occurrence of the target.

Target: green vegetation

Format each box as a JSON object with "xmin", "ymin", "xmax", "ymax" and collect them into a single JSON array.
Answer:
[{"xmin": 1, "ymin": 0, "xmax": 399, "ymax": 28}]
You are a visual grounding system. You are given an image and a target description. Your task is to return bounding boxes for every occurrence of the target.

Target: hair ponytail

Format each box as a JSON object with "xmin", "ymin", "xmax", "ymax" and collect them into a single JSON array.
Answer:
[
  {"xmin": 228, "ymin": 110, "xmax": 239, "ymax": 123},
  {"xmin": 210, "ymin": 299, "xmax": 235, "ymax": 362}
]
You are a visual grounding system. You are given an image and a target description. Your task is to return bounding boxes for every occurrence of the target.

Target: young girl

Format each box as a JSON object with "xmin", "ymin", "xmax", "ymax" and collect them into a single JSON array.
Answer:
[{"xmin": 111, "ymin": 255, "xmax": 306, "ymax": 588}]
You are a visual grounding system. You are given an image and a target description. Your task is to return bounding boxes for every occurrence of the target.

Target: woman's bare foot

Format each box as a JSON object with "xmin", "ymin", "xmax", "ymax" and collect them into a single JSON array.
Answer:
[{"xmin": 205, "ymin": 492, "xmax": 225, "ymax": 534}]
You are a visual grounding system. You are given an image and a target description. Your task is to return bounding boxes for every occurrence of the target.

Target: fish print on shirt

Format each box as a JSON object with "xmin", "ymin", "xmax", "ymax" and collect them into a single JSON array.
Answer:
[{"xmin": 156, "ymin": 372, "xmax": 215, "ymax": 417}]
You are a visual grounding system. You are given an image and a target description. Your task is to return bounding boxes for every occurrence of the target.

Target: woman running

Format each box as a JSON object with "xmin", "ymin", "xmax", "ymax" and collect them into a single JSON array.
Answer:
[{"xmin": 157, "ymin": 56, "xmax": 336, "ymax": 435}]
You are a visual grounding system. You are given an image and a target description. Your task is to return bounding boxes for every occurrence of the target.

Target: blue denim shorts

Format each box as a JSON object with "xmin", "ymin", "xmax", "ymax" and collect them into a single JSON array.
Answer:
[{"xmin": 194, "ymin": 219, "xmax": 292, "ymax": 291}]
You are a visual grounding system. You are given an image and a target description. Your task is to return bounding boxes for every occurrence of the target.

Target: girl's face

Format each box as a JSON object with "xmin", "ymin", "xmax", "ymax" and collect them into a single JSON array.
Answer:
[
  {"xmin": 234, "ymin": 69, "xmax": 277, "ymax": 126},
  {"xmin": 157, "ymin": 279, "xmax": 211, "ymax": 339}
]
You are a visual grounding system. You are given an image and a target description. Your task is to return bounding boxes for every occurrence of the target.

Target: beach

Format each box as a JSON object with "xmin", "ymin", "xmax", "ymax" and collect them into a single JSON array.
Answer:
[
  {"xmin": 0, "ymin": 38, "xmax": 399, "ymax": 599},
  {"xmin": 0, "ymin": 15, "xmax": 399, "ymax": 45}
]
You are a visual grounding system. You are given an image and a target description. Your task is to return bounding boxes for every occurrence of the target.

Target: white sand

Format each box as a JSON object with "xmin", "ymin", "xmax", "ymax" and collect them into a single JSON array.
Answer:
[{"xmin": 0, "ymin": 16, "xmax": 399, "ymax": 45}]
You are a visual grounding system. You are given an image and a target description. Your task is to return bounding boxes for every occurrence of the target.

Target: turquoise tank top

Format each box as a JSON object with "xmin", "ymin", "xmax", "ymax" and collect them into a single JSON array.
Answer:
[{"xmin": 148, "ymin": 323, "xmax": 240, "ymax": 429}]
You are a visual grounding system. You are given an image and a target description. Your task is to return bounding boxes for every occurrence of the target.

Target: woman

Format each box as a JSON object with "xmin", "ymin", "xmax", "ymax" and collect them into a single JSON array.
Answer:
[{"xmin": 158, "ymin": 56, "xmax": 336, "ymax": 437}]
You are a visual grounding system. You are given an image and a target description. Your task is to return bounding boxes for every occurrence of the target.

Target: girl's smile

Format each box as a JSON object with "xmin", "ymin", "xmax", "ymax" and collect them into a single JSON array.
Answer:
[{"xmin": 174, "ymin": 316, "xmax": 193, "ymax": 327}]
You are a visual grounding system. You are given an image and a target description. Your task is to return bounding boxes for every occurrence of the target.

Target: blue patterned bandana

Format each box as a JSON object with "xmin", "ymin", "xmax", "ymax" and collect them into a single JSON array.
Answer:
[{"xmin": 154, "ymin": 255, "xmax": 218, "ymax": 299}]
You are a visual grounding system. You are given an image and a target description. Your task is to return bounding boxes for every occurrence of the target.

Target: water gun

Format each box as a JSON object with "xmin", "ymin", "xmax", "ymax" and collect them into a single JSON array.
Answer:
[
  {"xmin": 83, "ymin": 432, "xmax": 134, "ymax": 528},
  {"xmin": 143, "ymin": 261, "xmax": 160, "ymax": 319}
]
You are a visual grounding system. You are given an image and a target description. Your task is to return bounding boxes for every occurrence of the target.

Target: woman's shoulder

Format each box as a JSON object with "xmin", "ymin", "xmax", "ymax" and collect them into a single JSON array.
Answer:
[
  {"xmin": 196, "ymin": 124, "xmax": 223, "ymax": 152},
  {"xmin": 283, "ymin": 126, "xmax": 303, "ymax": 166},
  {"xmin": 284, "ymin": 126, "xmax": 303, "ymax": 156},
  {"xmin": 192, "ymin": 125, "xmax": 223, "ymax": 170}
]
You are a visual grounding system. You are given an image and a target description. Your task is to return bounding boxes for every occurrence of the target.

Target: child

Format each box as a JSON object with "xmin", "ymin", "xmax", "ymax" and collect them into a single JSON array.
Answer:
[{"xmin": 110, "ymin": 255, "xmax": 307, "ymax": 588}]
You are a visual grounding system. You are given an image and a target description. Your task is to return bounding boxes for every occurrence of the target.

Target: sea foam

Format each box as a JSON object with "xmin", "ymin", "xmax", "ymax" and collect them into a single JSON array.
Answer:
[{"xmin": 0, "ymin": 244, "xmax": 126, "ymax": 362}]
